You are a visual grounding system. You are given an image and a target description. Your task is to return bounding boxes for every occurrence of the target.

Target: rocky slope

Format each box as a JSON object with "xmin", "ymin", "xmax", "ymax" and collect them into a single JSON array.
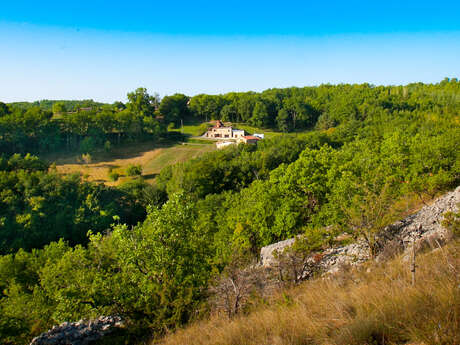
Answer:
[
  {"xmin": 261, "ymin": 186, "xmax": 460, "ymax": 274},
  {"xmin": 30, "ymin": 187, "xmax": 459, "ymax": 345}
]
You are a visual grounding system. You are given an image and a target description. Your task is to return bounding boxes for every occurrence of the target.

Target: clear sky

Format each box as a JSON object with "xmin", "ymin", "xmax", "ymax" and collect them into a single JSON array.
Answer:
[{"xmin": 1, "ymin": 1, "xmax": 459, "ymax": 103}]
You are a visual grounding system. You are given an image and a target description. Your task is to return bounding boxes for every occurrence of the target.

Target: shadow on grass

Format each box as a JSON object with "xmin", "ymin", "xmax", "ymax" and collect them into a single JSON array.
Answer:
[
  {"xmin": 42, "ymin": 133, "xmax": 189, "ymax": 165},
  {"xmin": 142, "ymin": 173, "xmax": 158, "ymax": 180}
]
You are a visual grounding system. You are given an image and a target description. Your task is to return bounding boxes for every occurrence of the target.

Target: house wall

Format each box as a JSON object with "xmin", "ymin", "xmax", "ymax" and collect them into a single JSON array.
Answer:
[
  {"xmin": 207, "ymin": 127, "xmax": 233, "ymax": 138},
  {"xmin": 232, "ymin": 130, "xmax": 245, "ymax": 139}
]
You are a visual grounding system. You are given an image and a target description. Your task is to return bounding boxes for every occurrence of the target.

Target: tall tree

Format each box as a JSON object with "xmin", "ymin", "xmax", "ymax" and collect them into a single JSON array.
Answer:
[
  {"xmin": 159, "ymin": 93, "xmax": 190, "ymax": 126},
  {"xmin": 52, "ymin": 102, "xmax": 67, "ymax": 114},
  {"xmin": 126, "ymin": 87, "xmax": 159, "ymax": 117}
]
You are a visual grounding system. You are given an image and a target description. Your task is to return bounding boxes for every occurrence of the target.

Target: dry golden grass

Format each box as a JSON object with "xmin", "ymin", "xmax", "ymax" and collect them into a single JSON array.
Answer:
[
  {"xmin": 45, "ymin": 141, "xmax": 215, "ymax": 186},
  {"xmin": 157, "ymin": 241, "xmax": 459, "ymax": 345}
]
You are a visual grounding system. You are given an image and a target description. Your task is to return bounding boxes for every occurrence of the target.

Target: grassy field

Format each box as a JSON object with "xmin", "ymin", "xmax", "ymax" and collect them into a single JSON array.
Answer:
[
  {"xmin": 45, "ymin": 140, "xmax": 215, "ymax": 186},
  {"xmin": 142, "ymin": 142, "xmax": 214, "ymax": 182},
  {"xmin": 169, "ymin": 118, "xmax": 210, "ymax": 137},
  {"xmin": 180, "ymin": 123, "xmax": 209, "ymax": 136},
  {"xmin": 232, "ymin": 123, "xmax": 283, "ymax": 139},
  {"xmin": 169, "ymin": 119, "xmax": 283, "ymax": 139}
]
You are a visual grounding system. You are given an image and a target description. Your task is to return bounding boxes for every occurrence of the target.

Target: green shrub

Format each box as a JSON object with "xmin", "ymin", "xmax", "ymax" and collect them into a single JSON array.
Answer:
[
  {"xmin": 198, "ymin": 123, "xmax": 212, "ymax": 135},
  {"xmin": 108, "ymin": 170, "xmax": 120, "ymax": 181},
  {"xmin": 126, "ymin": 164, "xmax": 142, "ymax": 176},
  {"xmin": 104, "ymin": 140, "xmax": 112, "ymax": 152},
  {"xmin": 442, "ymin": 205, "xmax": 460, "ymax": 237},
  {"xmin": 79, "ymin": 137, "xmax": 95, "ymax": 154}
]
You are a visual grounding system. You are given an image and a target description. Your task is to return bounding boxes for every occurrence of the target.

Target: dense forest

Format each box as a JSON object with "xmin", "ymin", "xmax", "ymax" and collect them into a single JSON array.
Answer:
[
  {"xmin": 0, "ymin": 79, "xmax": 459, "ymax": 344},
  {"xmin": 0, "ymin": 154, "xmax": 154, "ymax": 254}
]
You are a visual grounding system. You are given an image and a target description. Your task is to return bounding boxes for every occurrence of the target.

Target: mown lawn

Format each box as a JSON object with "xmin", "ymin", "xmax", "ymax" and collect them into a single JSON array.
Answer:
[
  {"xmin": 169, "ymin": 118, "xmax": 211, "ymax": 137},
  {"xmin": 169, "ymin": 120, "xmax": 284, "ymax": 139},
  {"xmin": 229, "ymin": 123, "xmax": 283, "ymax": 139},
  {"xmin": 142, "ymin": 143, "xmax": 215, "ymax": 183}
]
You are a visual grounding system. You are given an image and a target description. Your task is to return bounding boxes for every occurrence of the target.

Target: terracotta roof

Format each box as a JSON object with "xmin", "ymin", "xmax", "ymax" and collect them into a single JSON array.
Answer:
[{"xmin": 243, "ymin": 136, "xmax": 261, "ymax": 140}]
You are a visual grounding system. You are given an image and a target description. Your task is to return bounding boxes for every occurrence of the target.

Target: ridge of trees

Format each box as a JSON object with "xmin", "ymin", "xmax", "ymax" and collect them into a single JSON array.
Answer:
[
  {"xmin": 2, "ymin": 78, "xmax": 459, "ymax": 156},
  {"xmin": 8, "ymin": 99, "xmax": 106, "ymax": 112}
]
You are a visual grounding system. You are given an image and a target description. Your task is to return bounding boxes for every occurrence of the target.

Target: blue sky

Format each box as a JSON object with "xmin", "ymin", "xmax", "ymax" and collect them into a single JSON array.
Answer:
[{"xmin": 1, "ymin": 1, "xmax": 459, "ymax": 102}]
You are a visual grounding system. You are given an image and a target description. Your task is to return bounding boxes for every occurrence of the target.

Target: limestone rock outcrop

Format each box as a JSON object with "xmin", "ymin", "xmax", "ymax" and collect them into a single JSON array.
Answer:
[
  {"xmin": 260, "ymin": 186, "xmax": 460, "ymax": 274},
  {"xmin": 29, "ymin": 316, "xmax": 124, "ymax": 345},
  {"xmin": 259, "ymin": 237, "xmax": 297, "ymax": 267}
]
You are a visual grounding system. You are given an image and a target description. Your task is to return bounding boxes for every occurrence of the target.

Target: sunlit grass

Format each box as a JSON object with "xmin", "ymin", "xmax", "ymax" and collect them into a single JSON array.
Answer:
[
  {"xmin": 46, "ymin": 141, "xmax": 215, "ymax": 186},
  {"xmin": 158, "ymin": 240, "xmax": 459, "ymax": 345},
  {"xmin": 232, "ymin": 123, "xmax": 284, "ymax": 139},
  {"xmin": 142, "ymin": 144, "xmax": 215, "ymax": 183}
]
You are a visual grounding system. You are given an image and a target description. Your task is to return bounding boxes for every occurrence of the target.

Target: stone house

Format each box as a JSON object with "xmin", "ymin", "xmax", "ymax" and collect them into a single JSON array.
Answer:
[
  {"xmin": 205, "ymin": 120, "xmax": 233, "ymax": 139},
  {"xmin": 205, "ymin": 120, "xmax": 247, "ymax": 139},
  {"xmin": 205, "ymin": 121, "xmax": 263, "ymax": 144}
]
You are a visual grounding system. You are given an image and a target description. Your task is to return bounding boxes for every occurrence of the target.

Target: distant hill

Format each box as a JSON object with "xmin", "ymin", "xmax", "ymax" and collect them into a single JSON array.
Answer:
[{"xmin": 8, "ymin": 99, "xmax": 107, "ymax": 111}]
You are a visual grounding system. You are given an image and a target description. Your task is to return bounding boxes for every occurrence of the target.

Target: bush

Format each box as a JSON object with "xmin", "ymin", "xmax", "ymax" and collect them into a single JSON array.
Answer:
[
  {"xmin": 104, "ymin": 140, "xmax": 112, "ymax": 152},
  {"xmin": 79, "ymin": 137, "xmax": 95, "ymax": 154},
  {"xmin": 118, "ymin": 178, "xmax": 167, "ymax": 208},
  {"xmin": 126, "ymin": 164, "xmax": 142, "ymax": 176},
  {"xmin": 108, "ymin": 170, "xmax": 120, "ymax": 181},
  {"xmin": 442, "ymin": 205, "xmax": 460, "ymax": 238},
  {"xmin": 198, "ymin": 123, "xmax": 212, "ymax": 135}
]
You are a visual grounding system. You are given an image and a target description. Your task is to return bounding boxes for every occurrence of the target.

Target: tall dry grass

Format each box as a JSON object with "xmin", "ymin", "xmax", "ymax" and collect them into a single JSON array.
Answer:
[{"xmin": 157, "ymin": 241, "xmax": 459, "ymax": 345}]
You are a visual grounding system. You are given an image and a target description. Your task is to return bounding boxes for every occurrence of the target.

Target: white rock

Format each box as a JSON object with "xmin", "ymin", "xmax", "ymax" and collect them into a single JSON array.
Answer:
[{"xmin": 259, "ymin": 186, "xmax": 459, "ymax": 276}]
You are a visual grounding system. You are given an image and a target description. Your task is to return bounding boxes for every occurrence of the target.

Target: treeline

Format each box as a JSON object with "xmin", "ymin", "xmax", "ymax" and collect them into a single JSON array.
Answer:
[
  {"xmin": 186, "ymin": 77, "xmax": 460, "ymax": 131},
  {"xmin": 8, "ymin": 99, "xmax": 105, "ymax": 112},
  {"xmin": 154, "ymin": 83, "xmax": 459, "ymax": 251},
  {"xmin": 0, "ymin": 79, "xmax": 459, "ymax": 344},
  {"xmin": 3, "ymin": 78, "xmax": 459, "ymax": 157},
  {"xmin": 0, "ymin": 89, "xmax": 164, "ymax": 155}
]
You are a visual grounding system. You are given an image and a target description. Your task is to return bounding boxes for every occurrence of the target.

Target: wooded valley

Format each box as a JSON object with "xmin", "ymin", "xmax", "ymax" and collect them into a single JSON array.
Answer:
[{"xmin": 0, "ymin": 79, "xmax": 459, "ymax": 344}]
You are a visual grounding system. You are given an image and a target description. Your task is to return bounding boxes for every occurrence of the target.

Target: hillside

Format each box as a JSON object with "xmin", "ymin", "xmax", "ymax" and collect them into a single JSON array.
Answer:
[
  {"xmin": 156, "ymin": 187, "xmax": 460, "ymax": 345},
  {"xmin": 28, "ymin": 188, "xmax": 459, "ymax": 345},
  {"xmin": 158, "ymin": 239, "xmax": 459, "ymax": 345}
]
